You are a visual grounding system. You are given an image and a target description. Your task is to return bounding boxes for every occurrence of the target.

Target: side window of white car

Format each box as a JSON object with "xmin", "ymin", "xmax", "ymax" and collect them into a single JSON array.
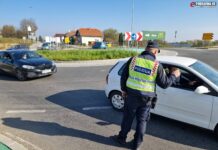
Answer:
[{"xmin": 162, "ymin": 64, "xmax": 203, "ymax": 91}]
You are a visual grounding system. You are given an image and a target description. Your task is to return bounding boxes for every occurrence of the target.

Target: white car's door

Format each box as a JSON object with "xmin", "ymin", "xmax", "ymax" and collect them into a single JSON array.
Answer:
[{"xmin": 154, "ymin": 65, "xmax": 213, "ymax": 129}]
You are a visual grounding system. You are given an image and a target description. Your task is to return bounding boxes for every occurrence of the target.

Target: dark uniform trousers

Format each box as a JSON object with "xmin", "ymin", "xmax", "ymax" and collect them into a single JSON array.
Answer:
[{"xmin": 118, "ymin": 94, "xmax": 151, "ymax": 147}]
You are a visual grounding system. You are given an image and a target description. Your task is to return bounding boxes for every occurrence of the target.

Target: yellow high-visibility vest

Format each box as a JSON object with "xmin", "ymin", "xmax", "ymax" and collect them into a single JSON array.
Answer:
[{"xmin": 126, "ymin": 56, "xmax": 159, "ymax": 93}]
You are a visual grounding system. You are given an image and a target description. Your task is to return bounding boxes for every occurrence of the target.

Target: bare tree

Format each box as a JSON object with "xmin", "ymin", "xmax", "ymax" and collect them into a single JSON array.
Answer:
[
  {"xmin": 20, "ymin": 18, "xmax": 38, "ymax": 37},
  {"xmin": 1, "ymin": 25, "xmax": 16, "ymax": 37}
]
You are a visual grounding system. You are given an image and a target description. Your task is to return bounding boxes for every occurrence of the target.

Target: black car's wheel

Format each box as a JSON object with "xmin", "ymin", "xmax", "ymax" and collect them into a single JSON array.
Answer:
[
  {"xmin": 16, "ymin": 69, "xmax": 27, "ymax": 81},
  {"xmin": 109, "ymin": 91, "xmax": 125, "ymax": 111}
]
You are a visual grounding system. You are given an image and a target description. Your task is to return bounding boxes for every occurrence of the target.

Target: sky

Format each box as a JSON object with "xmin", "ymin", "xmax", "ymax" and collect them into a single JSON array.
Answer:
[{"xmin": 0, "ymin": 0, "xmax": 217, "ymax": 42}]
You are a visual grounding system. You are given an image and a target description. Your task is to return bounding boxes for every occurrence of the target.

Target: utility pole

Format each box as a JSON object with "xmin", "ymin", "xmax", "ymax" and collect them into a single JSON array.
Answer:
[
  {"xmin": 131, "ymin": 0, "xmax": 134, "ymax": 33},
  {"xmin": 130, "ymin": 0, "xmax": 135, "ymax": 48}
]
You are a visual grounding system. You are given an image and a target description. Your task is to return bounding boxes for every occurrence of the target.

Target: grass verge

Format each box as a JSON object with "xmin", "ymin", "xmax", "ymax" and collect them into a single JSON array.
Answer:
[{"xmin": 37, "ymin": 49, "xmax": 138, "ymax": 61}]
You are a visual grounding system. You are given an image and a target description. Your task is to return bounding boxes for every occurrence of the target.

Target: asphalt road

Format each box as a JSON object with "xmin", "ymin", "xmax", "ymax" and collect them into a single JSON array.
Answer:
[
  {"xmin": 0, "ymin": 49, "xmax": 218, "ymax": 150},
  {"xmin": 165, "ymin": 48, "xmax": 218, "ymax": 69}
]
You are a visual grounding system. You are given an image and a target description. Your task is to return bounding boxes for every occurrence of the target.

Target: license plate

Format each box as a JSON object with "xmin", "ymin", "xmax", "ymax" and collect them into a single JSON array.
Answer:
[{"xmin": 42, "ymin": 69, "xmax": 51, "ymax": 74}]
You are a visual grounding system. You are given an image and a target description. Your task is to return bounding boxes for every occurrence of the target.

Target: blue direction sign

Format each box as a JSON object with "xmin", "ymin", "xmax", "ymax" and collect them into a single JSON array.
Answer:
[{"xmin": 131, "ymin": 33, "xmax": 137, "ymax": 41}]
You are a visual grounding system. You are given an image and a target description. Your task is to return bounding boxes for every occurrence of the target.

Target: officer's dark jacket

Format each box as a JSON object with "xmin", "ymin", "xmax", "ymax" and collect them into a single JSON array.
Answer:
[{"xmin": 121, "ymin": 50, "xmax": 176, "ymax": 98}]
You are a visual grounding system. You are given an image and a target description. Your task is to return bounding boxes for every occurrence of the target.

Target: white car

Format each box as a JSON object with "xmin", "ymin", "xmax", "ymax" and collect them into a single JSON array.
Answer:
[{"xmin": 105, "ymin": 56, "xmax": 218, "ymax": 136}]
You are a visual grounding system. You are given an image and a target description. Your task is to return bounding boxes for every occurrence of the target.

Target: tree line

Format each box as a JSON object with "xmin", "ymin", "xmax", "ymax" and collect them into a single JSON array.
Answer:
[{"xmin": 0, "ymin": 19, "xmax": 38, "ymax": 38}]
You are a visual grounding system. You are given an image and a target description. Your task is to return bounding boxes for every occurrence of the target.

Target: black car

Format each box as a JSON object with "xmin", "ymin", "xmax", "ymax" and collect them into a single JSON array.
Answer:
[
  {"xmin": 0, "ymin": 50, "xmax": 57, "ymax": 80},
  {"xmin": 7, "ymin": 44, "xmax": 29, "ymax": 51}
]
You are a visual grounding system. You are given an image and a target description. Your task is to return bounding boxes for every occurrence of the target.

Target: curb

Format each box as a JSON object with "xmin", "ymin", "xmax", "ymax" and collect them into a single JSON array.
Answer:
[
  {"xmin": 56, "ymin": 59, "xmax": 118, "ymax": 67},
  {"xmin": 0, "ymin": 134, "xmax": 27, "ymax": 150},
  {"xmin": 56, "ymin": 50, "xmax": 178, "ymax": 67}
]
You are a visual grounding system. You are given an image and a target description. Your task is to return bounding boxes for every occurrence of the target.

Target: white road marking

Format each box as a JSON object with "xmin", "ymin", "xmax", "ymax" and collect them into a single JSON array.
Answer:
[
  {"xmin": 82, "ymin": 106, "xmax": 112, "ymax": 111},
  {"xmin": 5, "ymin": 132, "xmax": 42, "ymax": 150},
  {"xmin": 6, "ymin": 110, "xmax": 46, "ymax": 114}
]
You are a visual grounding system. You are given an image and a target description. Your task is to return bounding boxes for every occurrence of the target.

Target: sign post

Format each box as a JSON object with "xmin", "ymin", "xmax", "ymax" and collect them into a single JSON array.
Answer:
[
  {"xmin": 202, "ymin": 33, "xmax": 214, "ymax": 48},
  {"xmin": 27, "ymin": 26, "xmax": 31, "ymax": 40}
]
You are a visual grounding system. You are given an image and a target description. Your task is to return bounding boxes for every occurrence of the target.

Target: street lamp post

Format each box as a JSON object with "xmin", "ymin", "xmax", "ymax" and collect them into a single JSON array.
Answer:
[
  {"xmin": 131, "ymin": 0, "xmax": 134, "ymax": 33},
  {"xmin": 130, "ymin": 0, "xmax": 135, "ymax": 48}
]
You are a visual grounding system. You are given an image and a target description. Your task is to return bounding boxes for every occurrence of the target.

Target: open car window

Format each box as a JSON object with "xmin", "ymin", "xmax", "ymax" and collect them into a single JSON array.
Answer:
[{"xmin": 162, "ymin": 64, "xmax": 203, "ymax": 91}]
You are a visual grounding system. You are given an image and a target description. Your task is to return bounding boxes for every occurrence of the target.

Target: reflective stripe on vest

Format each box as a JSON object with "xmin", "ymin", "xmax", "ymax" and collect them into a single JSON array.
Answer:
[{"xmin": 126, "ymin": 57, "xmax": 159, "ymax": 93}]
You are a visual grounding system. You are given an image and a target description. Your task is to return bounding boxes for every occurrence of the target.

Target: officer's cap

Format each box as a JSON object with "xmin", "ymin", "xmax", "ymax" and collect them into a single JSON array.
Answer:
[{"xmin": 146, "ymin": 40, "xmax": 160, "ymax": 53}]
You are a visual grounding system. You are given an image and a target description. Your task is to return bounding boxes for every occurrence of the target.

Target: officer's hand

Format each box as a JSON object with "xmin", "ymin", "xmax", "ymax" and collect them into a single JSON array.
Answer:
[
  {"xmin": 171, "ymin": 69, "xmax": 181, "ymax": 78},
  {"xmin": 122, "ymin": 91, "xmax": 127, "ymax": 98}
]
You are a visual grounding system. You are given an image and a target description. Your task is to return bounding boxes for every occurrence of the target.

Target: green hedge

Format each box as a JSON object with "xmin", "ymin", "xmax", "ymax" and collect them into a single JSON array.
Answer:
[{"xmin": 37, "ymin": 49, "xmax": 138, "ymax": 61}]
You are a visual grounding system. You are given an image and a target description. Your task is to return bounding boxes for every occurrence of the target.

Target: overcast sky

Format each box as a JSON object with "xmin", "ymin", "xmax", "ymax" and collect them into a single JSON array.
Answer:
[{"xmin": 0, "ymin": 0, "xmax": 217, "ymax": 42}]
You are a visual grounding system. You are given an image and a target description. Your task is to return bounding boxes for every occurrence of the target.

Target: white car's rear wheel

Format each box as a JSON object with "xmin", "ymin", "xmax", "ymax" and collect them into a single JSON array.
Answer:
[{"xmin": 110, "ymin": 91, "xmax": 124, "ymax": 111}]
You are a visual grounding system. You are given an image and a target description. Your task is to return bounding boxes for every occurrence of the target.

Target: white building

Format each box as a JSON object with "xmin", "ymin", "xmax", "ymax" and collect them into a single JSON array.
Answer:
[{"xmin": 75, "ymin": 28, "xmax": 103, "ymax": 46}]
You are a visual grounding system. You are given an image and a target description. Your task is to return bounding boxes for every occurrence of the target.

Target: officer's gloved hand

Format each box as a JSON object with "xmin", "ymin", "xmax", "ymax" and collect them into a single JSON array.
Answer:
[
  {"xmin": 151, "ymin": 97, "xmax": 157, "ymax": 109},
  {"xmin": 121, "ymin": 91, "xmax": 127, "ymax": 98}
]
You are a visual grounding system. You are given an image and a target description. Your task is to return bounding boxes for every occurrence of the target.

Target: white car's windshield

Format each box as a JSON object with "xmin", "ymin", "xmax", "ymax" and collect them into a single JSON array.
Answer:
[{"xmin": 190, "ymin": 61, "xmax": 218, "ymax": 86}]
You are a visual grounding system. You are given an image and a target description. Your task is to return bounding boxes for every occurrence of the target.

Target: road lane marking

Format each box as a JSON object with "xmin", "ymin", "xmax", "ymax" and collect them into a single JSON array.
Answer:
[
  {"xmin": 5, "ymin": 132, "xmax": 42, "ymax": 150},
  {"xmin": 6, "ymin": 110, "xmax": 46, "ymax": 114},
  {"xmin": 82, "ymin": 106, "xmax": 112, "ymax": 111}
]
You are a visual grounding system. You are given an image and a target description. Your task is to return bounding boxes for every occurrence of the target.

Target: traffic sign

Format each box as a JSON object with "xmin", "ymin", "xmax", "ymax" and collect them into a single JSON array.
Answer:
[
  {"xmin": 143, "ymin": 31, "xmax": 165, "ymax": 40},
  {"xmin": 125, "ymin": 32, "xmax": 131, "ymax": 41},
  {"xmin": 202, "ymin": 33, "xmax": 213, "ymax": 41},
  {"xmin": 131, "ymin": 33, "xmax": 137, "ymax": 41},
  {"xmin": 136, "ymin": 32, "xmax": 143, "ymax": 41}
]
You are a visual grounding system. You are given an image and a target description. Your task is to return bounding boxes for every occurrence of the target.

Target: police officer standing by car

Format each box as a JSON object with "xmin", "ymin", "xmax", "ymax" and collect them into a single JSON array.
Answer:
[{"xmin": 113, "ymin": 40, "xmax": 181, "ymax": 150}]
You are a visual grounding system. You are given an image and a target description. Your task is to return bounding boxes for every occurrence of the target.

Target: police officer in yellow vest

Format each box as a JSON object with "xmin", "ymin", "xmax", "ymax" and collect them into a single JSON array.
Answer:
[{"xmin": 114, "ymin": 40, "xmax": 181, "ymax": 150}]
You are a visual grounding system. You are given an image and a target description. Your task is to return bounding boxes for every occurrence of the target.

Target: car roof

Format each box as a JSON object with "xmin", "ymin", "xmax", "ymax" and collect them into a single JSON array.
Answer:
[
  {"xmin": 118, "ymin": 56, "xmax": 197, "ymax": 67},
  {"xmin": 5, "ymin": 50, "xmax": 31, "ymax": 54},
  {"xmin": 157, "ymin": 56, "xmax": 197, "ymax": 67}
]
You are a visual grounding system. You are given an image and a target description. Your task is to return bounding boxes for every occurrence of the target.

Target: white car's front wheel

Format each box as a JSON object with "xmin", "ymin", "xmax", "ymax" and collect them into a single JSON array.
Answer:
[{"xmin": 110, "ymin": 91, "xmax": 125, "ymax": 111}]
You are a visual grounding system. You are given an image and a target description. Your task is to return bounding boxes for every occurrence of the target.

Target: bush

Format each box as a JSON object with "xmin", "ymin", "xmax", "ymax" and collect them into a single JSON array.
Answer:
[{"xmin": 37, "ymin": 49, "xmax": 138, "ymax": 61}]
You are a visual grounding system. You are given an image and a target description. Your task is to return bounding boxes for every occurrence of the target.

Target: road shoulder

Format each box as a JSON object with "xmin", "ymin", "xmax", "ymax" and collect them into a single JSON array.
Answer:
[{"xmin": 0, "ymin": 133, "xmax": 27, "ymax": 150}]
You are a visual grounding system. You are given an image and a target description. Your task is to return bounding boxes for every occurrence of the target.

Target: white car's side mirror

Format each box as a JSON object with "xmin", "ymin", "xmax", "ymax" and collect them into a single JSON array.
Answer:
[{"xmin": 195, "ymin": 86, "xmax": 210, "ymax": 94}]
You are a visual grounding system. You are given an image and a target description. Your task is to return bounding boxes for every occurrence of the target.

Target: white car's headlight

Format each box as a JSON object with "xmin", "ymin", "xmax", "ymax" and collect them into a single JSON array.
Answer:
[{"xmin": 22, "ymin": 65, "xmax": 35, "ymax": 69}]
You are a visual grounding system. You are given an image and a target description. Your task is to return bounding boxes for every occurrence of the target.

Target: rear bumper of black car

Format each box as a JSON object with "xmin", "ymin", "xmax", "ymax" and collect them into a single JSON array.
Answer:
[{"xmin": 22, "ymin": 66, "xmax": 57, "ymax": 78}]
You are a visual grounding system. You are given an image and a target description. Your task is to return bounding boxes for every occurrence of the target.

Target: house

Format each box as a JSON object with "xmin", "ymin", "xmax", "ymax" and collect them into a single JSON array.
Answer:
[
  {"xmin": 65, "ymin": 31, "xmax": 76, "ymax": 38},
  {"xmin": 54, "ymin": 33, "xmax": 65, "ymax": 43},
  {"xmin": 75, "ymin": 28, "xmax": 103, "ymax": 46},
  {"xmin": 54, "ymin": 33, "xmax": 65, "ymax": 38}
]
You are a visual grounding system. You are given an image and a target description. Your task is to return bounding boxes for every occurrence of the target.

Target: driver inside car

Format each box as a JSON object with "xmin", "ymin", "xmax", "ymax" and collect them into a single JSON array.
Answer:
[{"xmin": 168, "ymin": 67, "xmax": 201, "ymax": 90}]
